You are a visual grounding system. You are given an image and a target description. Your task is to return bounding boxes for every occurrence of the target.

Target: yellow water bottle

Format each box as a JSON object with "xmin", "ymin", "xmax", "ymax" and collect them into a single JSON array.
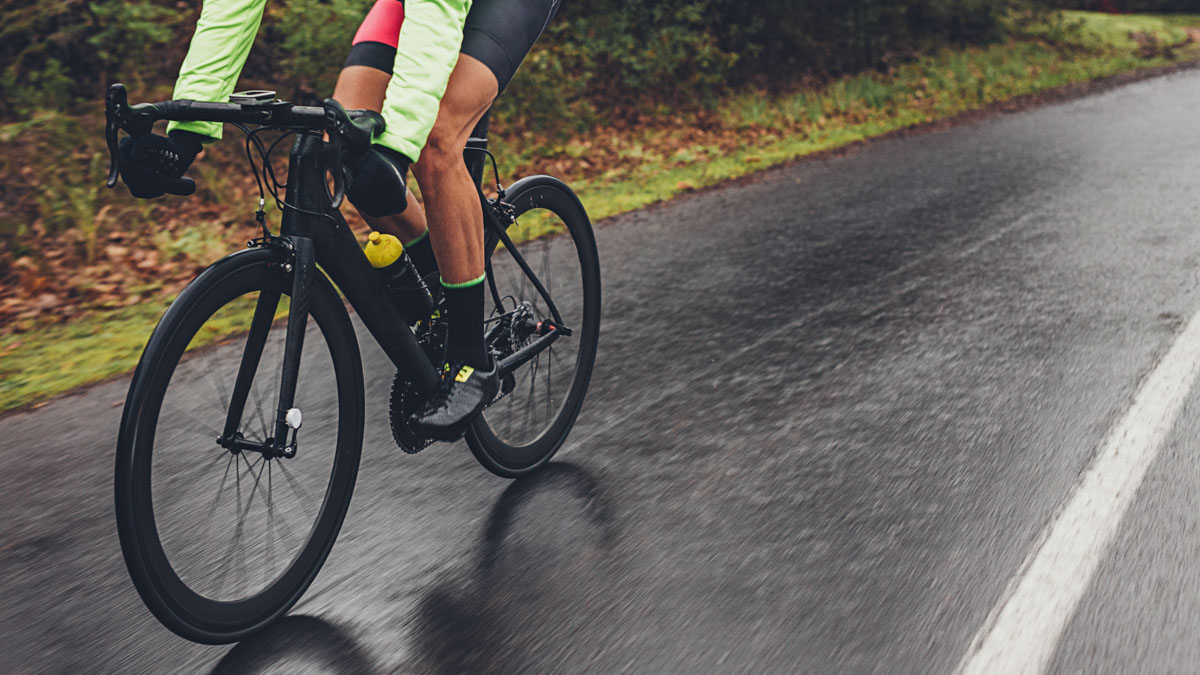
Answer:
[{"xmin": 364, "ymin": 231, "xmax": 433, "ymax": 324}]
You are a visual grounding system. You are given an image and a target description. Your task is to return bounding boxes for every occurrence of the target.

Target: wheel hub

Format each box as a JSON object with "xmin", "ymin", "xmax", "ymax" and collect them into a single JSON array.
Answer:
[{"xmin": 216, "ymin": 432, "xmax": 295, "ymax": 460}]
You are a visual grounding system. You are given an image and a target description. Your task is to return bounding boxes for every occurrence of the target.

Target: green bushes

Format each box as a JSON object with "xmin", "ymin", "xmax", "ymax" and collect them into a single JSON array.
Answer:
[
  {"xmin": 264, "ymin": 0, "xmax": 363, "ymax": 97},
  {"xmin": 1, "ymin": 0, "xmax": 1041, "ymax": 124},
  {"xmin": 0, "ymin": 0, "xmax": 188, "ymax": 116},
  {"xmin": 493, "ymin": 0, "xmax": 1044, "ymax": 133},
  {"xmin": 1057, "ymin": 1, "xmax": 1200, "ymax": 10}
]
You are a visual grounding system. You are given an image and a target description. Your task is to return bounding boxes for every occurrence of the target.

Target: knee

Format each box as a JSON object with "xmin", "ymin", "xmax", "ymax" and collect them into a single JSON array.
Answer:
[{"xmin": 415, "ymin": 126, "xmax": 464, "ymax": 176}]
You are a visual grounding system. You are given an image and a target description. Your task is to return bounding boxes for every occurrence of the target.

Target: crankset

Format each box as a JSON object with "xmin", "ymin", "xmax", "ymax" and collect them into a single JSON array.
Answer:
[
  {"xmin": 389, "ymin": 301, "xmax": 548, "ymax": 452},
  {"xmin": 387, "ymin": 316, "xmax": 445, "ymax": 454},
  {"xmin": 389, "ymin": 372, "xmax": 435, "ymax": 454}
]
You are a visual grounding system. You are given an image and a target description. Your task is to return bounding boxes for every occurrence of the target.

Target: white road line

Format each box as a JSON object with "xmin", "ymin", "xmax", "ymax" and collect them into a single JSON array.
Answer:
[{"xmin": 958, "ymin": 308, "xmax": 1200, "ymax": 675}]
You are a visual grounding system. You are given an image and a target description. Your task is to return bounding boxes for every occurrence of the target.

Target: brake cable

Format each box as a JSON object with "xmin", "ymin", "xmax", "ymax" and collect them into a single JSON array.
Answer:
[{"xmin": 239, "ymin": 124, "xmax": 336, "ymax": 233}]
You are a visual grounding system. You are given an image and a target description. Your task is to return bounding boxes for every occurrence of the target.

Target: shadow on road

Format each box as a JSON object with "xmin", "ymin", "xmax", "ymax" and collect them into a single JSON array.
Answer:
[
  {"xmin": 210, "ymin": 615, "xmax": 382, "ymax": 674},
  {"xmin": 206, "ymin": 462, "xmax": 617, "ymax": 673},
  {"xmin": 409, "ymin": 461, "xmax": 621, "ymax": 673}
]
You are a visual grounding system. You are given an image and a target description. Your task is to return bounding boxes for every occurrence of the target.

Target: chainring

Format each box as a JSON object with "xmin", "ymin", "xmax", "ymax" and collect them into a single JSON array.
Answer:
[
  {"xmin": 387, "ymin": 317, "xmax": 445, "ymax": 454},
  {"xmin": 389, "ymin": 302, "xmax": 531, "ymax": 452},
  {"xmin": 389, "ymin": 372, "xmax": 433, "ymax": 454}
]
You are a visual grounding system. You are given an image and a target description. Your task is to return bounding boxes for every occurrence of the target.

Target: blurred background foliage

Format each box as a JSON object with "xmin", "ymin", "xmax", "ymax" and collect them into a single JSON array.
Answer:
[
  {"xmin": 1, "ymin": 0, "xmax": 1055, "ymax": 123},
  {"xmin": 5, "ymin": 0, "xmax": 1195, "ymax": 127},
  {"xmin": 3, "ymin": 0, "xmax": 1198, "ymax": 332},
  {"xmin": 5, "ymin": 0, "xmax": 1200, "ymax": 403},
  {"xmin": 1059, "ymin": 0, "xmax": 1200, "ymax": 9},
  {"xmin": 1, "ymin": 0, "xmax": 1056, "ymax": 248}
]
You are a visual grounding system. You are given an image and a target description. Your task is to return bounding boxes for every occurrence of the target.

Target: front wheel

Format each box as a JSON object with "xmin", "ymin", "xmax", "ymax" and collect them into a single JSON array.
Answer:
[
  {"xmin": 114, "ymin": 247, "xmax": 365, "ymax": 644},
  {"xmin": 467, "ymin": 177, "xmax": 602, "ymax": 477}
]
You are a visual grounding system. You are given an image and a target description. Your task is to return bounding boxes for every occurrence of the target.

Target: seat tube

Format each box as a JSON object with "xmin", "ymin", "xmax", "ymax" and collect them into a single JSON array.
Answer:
[{"xmin": 465, "ymin": 108, "xmax": 491, "ymax": 188}]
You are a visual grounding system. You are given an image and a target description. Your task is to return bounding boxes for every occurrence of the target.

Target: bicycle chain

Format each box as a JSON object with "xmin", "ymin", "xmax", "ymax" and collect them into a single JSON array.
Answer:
[{"xmin": 387, "ymin": 307, "xmax": 531, "ymax": 453}]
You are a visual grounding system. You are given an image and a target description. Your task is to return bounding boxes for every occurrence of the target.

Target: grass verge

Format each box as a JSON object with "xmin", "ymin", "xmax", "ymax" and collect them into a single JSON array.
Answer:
[
  {"xmin": 541, "ymin": 11, "xmax": 1200, "ymax": 223},
  {"xmin": 3, "ymin": 11, "xmax": 1199, "ymax": 413}
]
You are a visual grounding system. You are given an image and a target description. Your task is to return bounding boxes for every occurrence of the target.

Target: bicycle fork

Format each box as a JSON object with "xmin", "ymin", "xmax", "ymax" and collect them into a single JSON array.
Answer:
[
  {"xmin": 272, "ymin": 236, "xmax": 314, "ymax": 456},
  {"xmin": 218, "ymin": 236, "xmax": 313, "ymax": 459}
]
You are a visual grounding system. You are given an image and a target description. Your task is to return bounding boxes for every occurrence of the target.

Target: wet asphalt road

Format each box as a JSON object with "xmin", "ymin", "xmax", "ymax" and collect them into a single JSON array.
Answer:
[{"xmin": 5, "ymin": 69, "xmax": 1200, "ymax": 673}]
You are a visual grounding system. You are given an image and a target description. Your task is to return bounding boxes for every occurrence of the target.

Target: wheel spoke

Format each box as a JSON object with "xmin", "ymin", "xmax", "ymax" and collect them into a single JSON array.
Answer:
[
  {"xmin": 250, "ymin": 373, "xmax": 271, "ymax": 441},
  {"xmin": 191, "ymin": 454, "xmax": 237, "ymax": 555},
  {"xmin": 122, "ymin": 224, "xmax": 360, "ymax": 637},
  {"xmin": 474, "ymin": 195, "xmax": 597, "ymax": 466},
  {"xmin": 206, "ymin": 357, "xmax": 232, "ymax": 418},
  {"xmin": 276, "ymin": 462, "xmax": 317, "ymax": 523},
  {"xmin": 236, "ymin": 455, "xmax": 267, "ymax": 525},
  {"xmin": 159, "ymin": 403, "xmax": 223, "ymax": 446},
  {"xmin": 546, "ymin": 347, "xmax": 553, "ymax": 422}
]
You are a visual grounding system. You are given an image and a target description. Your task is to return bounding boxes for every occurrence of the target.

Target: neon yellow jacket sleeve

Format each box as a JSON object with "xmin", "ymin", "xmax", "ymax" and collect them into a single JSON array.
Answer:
[
  {"xmin": 377, "ymin": 0, "xmax": 473, "ymax": 161},
  {"xmin": 167, "ymin": 0, "xmax": 268, "ymax": 141},
  {"xmin": 167, "ymin": 0, "xmax": 471, "ymax": 158}
]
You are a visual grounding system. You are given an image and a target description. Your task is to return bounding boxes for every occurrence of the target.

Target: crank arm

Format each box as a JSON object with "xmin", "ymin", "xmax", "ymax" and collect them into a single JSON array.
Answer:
[{"xmin": 497, "ymin": 324, "xmax": 565, "ymax": 376}]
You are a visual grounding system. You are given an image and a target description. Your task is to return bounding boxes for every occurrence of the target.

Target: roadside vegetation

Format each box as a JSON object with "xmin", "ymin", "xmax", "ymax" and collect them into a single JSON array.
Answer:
[{"xmin": 2, "ymin": 4, "xmax": 1200, "ymax": 411}]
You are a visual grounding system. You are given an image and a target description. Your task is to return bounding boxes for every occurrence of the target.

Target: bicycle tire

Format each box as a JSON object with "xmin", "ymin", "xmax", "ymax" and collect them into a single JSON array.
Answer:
[
  {"xmin": 466, "ymin": 176, "xmax": 601, "ymax": 478},
  {"xmin": 115, "ymin": 247, "xmax": 364, "ymax": 644}
]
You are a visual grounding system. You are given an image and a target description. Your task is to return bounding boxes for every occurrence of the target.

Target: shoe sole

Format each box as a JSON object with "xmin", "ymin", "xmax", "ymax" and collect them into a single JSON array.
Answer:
[{"xmin": 409, "ymin": 419, "xmax": 470, "ymax": 443}]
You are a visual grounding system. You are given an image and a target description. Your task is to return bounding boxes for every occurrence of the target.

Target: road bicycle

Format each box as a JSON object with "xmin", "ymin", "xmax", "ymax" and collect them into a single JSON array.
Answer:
[{"xmin": 105, "ymin": 84, "xmax": 601, "ymax": 643}]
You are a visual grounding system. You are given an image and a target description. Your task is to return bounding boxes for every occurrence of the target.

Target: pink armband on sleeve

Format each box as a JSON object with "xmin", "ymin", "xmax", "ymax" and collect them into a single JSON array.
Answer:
[{"xmin": 353, "ymin": 0, "xmax": 405, "ymax": 48}]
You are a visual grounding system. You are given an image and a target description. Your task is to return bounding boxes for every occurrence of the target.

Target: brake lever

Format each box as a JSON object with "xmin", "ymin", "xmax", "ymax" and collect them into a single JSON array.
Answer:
[
  {"xmin": 323, "ymin": 100, "xmax": 348, "ymax": 209},
  {"xmin": 104, "ymin": 83, "xmax": 128, "ymax": 188},
  {"xmin": 322, "ymin": 99, "xmax": 386, "ymax": 210}
]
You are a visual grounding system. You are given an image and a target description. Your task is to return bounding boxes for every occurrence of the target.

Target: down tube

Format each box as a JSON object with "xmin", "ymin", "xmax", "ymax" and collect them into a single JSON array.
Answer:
[{"xmin": 313, "ymin": 217, "xmax": 440, "ymax": 396}]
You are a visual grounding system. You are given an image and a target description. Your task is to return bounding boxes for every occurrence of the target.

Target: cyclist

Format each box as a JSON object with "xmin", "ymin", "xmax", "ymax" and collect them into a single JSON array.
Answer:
[{"xmin": 118, "ymin": 0, "xmax": 564, "ymax": 440}]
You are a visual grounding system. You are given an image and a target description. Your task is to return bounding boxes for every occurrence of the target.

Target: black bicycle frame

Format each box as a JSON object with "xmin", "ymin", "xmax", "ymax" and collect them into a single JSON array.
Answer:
[
  {"xmin": 227, "ymin": 132, "xmax": 441, "ymax": 448},
  {"xmin": 226, "ymin": 118, "xmax": 564, "ymax": 448},
  {"xmin": 464, "ymin": 122, "xmax": 564, "ymax": 328},
  {"xmin": 466, "ymin": 135, "xmax": 568, "ymax": 371}
]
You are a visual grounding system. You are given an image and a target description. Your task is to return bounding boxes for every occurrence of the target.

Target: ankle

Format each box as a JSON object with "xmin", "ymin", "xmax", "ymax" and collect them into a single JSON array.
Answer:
[
  {"xmin": 441, "ymin": 273, "xmax": 489, "ymax": 369},
  {"xmin": 403, "ymin": 230, "xmax": 438, "ymax": 276}
]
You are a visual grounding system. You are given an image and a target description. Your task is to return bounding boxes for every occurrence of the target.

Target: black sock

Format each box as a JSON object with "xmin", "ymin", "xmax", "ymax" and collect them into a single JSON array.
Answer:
[
  {"xmin": 441, "ymin": 274, "xmax": 490, "ymax": 369},
  {"xmin": 404, "ymin": 231, "xmax": 438, "ymax": 277}
]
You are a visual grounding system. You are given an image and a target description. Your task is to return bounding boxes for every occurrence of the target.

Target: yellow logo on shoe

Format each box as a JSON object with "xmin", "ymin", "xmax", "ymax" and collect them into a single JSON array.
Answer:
[{"xmin": 455, "ymin": 366, "xmax": 475, "ymax": 383}]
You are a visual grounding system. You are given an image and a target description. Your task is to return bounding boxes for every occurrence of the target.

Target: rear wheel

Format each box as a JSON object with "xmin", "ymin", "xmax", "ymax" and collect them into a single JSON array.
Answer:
[
  {"xmin": 115, "ymin": 248, "xmax": 364, "ymax": 644},
  {"xmin": 466, "ymin": 178, "xmax": 601, "ymax": 478}
]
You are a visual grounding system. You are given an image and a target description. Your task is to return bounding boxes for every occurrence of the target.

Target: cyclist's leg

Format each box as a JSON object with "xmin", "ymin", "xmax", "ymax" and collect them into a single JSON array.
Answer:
[
  {"xmin": 331, "ymin": 65, "xmax": 428, "ymax": 246},
  {"xmin": 411, "ymin": 55, "xmax": 495, "ymax": 287},
  {"xmin": 399, "ymin": 57, "xmax": 496, "ymax": 440},
  {"xmin": 409, "ymin": 0, "xmax": 565, "ymax": 436},
  {"xmin": 377, "ymin": 0, "xmax": 473, "ymax": 162},
  {"xmin": 338, "ymin": 0, "xmax": 565, "ymax": 436},
  {"xmin": 416, "ymin": 0, "xmax": 565, "ymax": 285},
  {"xmin": 337, "ymin": 0, "xmax": 495, "ymax": 381},
  {"xmin": 336, "ymin": 0, "xmax": 563, "ymax": 272},
  {"xmin": 336, "ymin": 1, "xmax": 427, "ymax": 247},
  {"xmin": 460, "ymin": 0, "xmax": 564, "ymax": 93}
]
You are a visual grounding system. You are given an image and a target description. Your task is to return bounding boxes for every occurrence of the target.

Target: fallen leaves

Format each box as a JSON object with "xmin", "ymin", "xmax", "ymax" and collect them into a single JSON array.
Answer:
[{"xmin": 0, "ymin": 100, "xmax": 788, "ymax": 336}]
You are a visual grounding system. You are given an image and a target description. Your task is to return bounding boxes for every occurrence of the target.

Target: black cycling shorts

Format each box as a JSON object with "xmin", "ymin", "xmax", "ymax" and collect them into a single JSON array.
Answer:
[{"xmin": 345, "ymin": 0, "xmax": 563, "ymax": 93}]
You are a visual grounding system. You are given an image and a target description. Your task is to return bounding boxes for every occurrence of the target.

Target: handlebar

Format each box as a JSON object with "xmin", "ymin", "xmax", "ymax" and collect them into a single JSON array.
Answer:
[
  {"xmin": 104, "ymin": 83, "xmax": 384, "ymax": 207},
  {"xmin": 321, "ymin": 98, "xmax": 384, "ymax": 209}
]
